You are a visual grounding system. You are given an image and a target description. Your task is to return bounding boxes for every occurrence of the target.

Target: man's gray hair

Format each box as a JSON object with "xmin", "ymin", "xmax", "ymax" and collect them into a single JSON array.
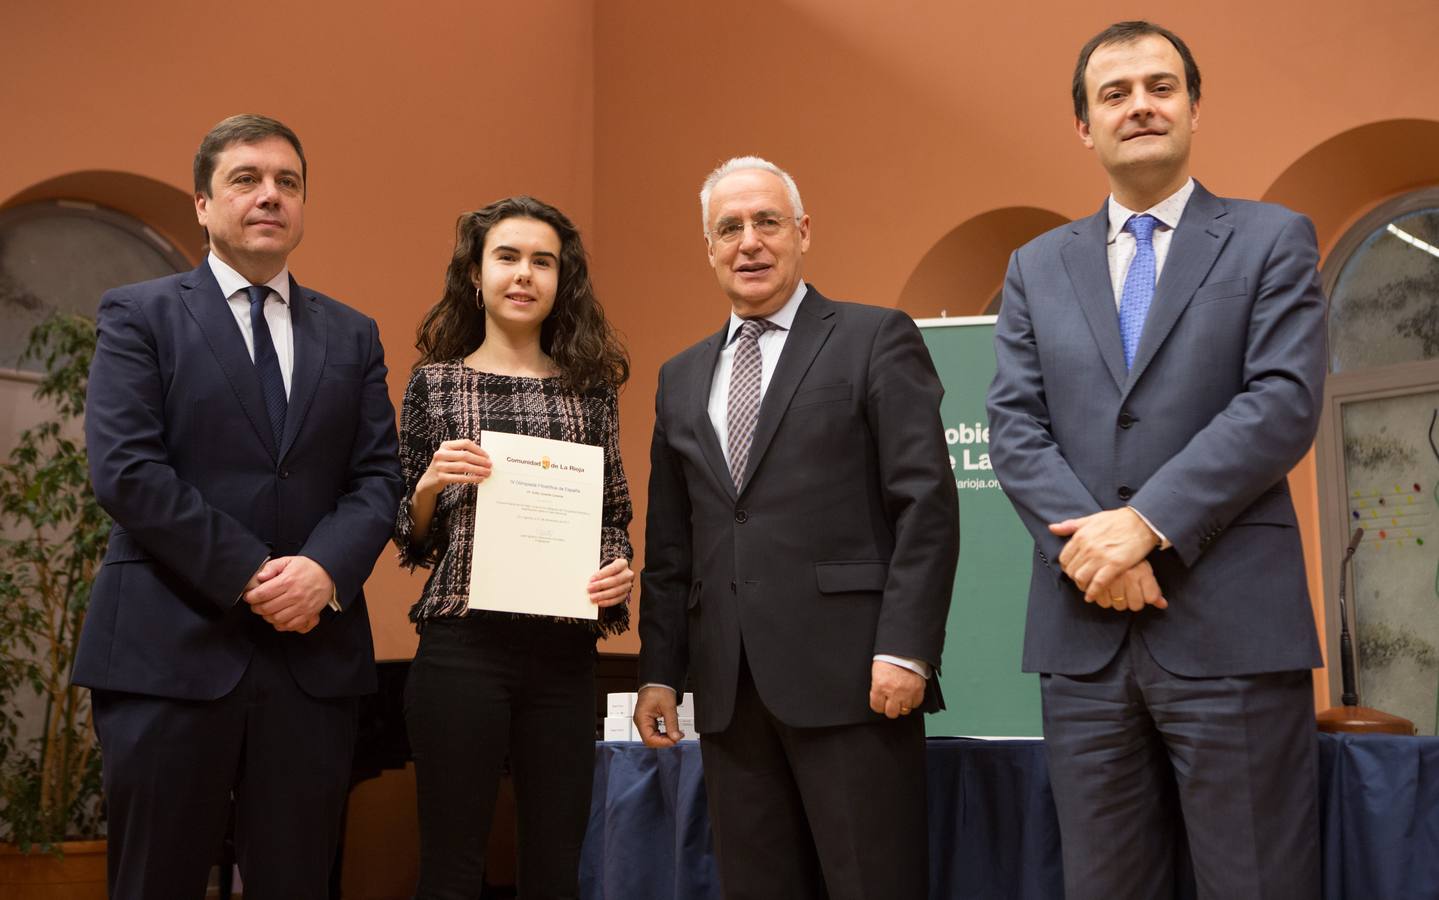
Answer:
[{"xmin": 699, "ymin": 156, "xmax": 805, "ymax": 235}]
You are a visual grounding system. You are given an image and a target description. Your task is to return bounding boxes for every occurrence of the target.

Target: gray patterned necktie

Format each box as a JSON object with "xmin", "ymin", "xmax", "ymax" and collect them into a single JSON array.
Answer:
[{"xmin": 726, "ymin": 318, "xmax": 777, "ymax": 489}]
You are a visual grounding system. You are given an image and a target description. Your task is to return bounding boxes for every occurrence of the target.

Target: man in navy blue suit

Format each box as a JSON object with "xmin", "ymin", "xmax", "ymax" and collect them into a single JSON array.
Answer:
[
  {"xmin": 75, "ymin": 114, "xmax": 403, "ymax": 899},
  {"xmin": 987, "ymin": 22, "xmax": 1326, "ymax": 899}
]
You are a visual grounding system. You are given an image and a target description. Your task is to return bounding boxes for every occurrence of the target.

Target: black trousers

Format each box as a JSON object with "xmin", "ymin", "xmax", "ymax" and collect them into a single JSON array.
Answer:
[
  {"xmin": 405, "ymin": 614, "xmax": 597, "ymax": 900},
  {"xmin": 91, "ymin": 633, "xmax": 358, "ymax": 900},
  {"xmin": 700, "ymin": 651, "xmax": 930, "ymax": 900},
  {"xmin": 1041, "ymin": 632, "xmax": 1320, "ymax": 900}
]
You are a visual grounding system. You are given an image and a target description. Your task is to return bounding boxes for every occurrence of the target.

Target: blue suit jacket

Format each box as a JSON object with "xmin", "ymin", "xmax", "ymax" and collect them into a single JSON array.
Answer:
[
  {"xmin": 986, "ymin": 182, "xmax": 1326, "ymax": 678},
  {"xmin": 74, "ymin": 262, "xmax": 403, "ymax": 700}
]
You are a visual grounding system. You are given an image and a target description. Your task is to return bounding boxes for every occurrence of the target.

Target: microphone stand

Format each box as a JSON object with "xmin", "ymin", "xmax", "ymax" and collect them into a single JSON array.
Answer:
[{"xmin": 1316, "ymin": 526, "xmax": 1415, "ymax": 734}]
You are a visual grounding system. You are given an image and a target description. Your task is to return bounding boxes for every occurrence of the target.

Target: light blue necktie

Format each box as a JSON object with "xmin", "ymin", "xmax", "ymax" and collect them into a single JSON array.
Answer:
[
  {"xmin": 246, "ymin": 285, "xmax": 288, "ymax": 449},
  {"xmin": 1118, "ymin": 214, "xmax": 1158, "ymax": 370}
]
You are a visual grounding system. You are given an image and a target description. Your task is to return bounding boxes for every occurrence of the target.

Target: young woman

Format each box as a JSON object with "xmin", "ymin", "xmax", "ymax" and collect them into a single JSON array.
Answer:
[{"xmin": 395, "ymin": 196, "xmax": 632, "ymax": 899}]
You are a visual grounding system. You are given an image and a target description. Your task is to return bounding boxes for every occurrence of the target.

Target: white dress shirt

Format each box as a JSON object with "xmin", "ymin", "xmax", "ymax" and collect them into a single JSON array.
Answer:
[
  {"xmin": 209, "ymin": 252, "xmax": 295, "ymax": 397},
  {"xmin": 1105, "ymin": 177, "xmax": 1195, "ymax": 310}
]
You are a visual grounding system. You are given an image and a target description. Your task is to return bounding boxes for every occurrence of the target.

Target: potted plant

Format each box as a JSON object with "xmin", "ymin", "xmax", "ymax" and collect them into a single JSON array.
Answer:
[{"xmin": 0, "ymin": 313, "xmax": 109, "ymax": 895}]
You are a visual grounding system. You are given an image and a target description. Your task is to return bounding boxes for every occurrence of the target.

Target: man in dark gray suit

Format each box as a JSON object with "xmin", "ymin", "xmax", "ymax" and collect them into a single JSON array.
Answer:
[
  {"xmin": 634, "ymin": 157, "xmax": 958, "ymax": 899},
  {"xmin": 986, "ymin": 22, "xmax": 1326, "ymax": 899}
]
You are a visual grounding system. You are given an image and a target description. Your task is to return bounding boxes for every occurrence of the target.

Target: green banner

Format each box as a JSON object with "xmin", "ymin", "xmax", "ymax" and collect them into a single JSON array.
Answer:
[{"xmin": 918, "ymin": 317, "xmax": 1041, "ymax": 737}]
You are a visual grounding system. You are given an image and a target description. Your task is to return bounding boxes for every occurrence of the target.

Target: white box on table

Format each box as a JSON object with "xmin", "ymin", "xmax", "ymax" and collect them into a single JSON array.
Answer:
[
  {"xmin": 606, "ymin": 692, "xmax": 636, "ymax": 717},
  {"xmin": 603, "ymin": 716, "xmax": 635, "ymax": 742}
]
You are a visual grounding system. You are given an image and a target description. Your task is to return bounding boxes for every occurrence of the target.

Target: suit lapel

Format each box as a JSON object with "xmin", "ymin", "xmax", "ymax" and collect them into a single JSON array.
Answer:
[
  {"xmin": 691, "ymin": 322, "xmax": 735, "ymax": 498},
  {"xmin": 739, "ymin": 286, "xmax": 835, "ymax": 492},
  {"xmin": 1124, "ymin": 183, "xmax": 1232, "ymax": 391},
  {"xmin": 1060, "ymin": 205, "xmax": 1128, "ymax": 391},
  {"xmin": 281, "ymin": 277, "xmax": 326, "ymax": 460},
  {"xmin": 179, "ymin": 263, "xmax": 279, "ymax": 459}
]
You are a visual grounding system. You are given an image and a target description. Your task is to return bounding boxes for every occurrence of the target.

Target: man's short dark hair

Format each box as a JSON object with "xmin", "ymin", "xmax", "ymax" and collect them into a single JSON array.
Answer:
[
  {"xmin": 193, "ymin": 114, "xmax": 307, "ymax": 197},
  {"xmin": 1072, "ymin": 21, "xmax": 1201, "ymax": 124}
]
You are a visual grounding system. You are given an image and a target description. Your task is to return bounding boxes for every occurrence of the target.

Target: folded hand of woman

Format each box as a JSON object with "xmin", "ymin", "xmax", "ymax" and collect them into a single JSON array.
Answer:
[{"xmin": 588, "ymin": 557, "xmax": 634, "ymax": 607}]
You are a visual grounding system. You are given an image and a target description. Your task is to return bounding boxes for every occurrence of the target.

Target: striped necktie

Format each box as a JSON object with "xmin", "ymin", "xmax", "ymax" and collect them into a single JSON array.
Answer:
[{"xmin": 726, "ymin": 318, "xmax": 777, "ymax": 489}]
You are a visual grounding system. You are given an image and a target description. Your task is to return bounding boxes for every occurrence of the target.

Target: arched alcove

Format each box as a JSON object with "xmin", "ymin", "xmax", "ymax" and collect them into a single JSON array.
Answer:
[
  {"xmin": 3, "ymin": 170, "xmax": 202, "ymax": 264},
  {"xmin": 1262, "ymin": 118, "xmax": 1439, "ymax": 260},
  {"xmin": 0, "ymin": 170, "xmax": 197, "ymax": 375},
  {"xmin": 1265, "ymin": 119, "xmax": 1439, "ymax": 713},
  {"xmin": 898, "ymin": 207, "xmax": 1069, "ymax": 319}
]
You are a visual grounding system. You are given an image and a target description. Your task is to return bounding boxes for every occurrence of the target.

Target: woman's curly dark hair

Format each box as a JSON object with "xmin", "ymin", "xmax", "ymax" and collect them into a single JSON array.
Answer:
[{"xmin": 415, "ymin": 196, "xmax": 629, "ymax": 391}]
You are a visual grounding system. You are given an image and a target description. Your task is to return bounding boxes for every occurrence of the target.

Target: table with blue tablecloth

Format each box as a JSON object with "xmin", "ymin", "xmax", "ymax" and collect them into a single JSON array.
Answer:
[{"xmin": 580, "ymin": 733, "xmax": 1439, "ymax": 899}]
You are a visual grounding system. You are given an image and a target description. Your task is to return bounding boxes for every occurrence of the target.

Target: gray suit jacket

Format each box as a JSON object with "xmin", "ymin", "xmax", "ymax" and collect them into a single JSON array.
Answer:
[
  {"xmin": 639, "ymin": 286, "xmax": 960, "ymax": 731},
  {"xmin": 986, "ymin": 182, "xmax": 1326, "ymax": 677}
]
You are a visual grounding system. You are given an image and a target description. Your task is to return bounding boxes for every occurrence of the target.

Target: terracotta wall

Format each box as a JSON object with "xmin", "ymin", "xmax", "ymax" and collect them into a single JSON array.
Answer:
[
  {"xmin": 590, "ymin": 0, "xmax": 1439, "ymax": 689},
  {"xmin": 7, "ymin": 1, "xmax": 1439, "ymax": 892},
  {"xmin": 6, "ymin": 0, "xmax": 1439, "ymax": 690},
  {"xmin": 1, "ymin": 0, "xmax": 596, "ymax": 661}
]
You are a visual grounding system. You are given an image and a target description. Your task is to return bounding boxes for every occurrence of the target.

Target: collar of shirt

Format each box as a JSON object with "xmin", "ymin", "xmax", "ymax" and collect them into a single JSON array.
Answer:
[
  {"xmin": 723, "ymin": 280, "xmax": 808, "ymax": 345},
  {"xmin": 1105, "ymin": 177, "xmax": 1195, "ymax": 244},
  {"xmin": 208, "ymin": 251, "xmax": 292, "ymax": 305}
]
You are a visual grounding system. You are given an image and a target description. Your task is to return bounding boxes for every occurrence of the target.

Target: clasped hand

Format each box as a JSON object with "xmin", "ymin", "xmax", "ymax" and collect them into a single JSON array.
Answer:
[
  {"xmin": 243, "ymin": 556, "xmax": 335, "ymax": 633},
  {"xmin": 1048, "ymin": 508, "xmax": 1167, "ymax": 612}
]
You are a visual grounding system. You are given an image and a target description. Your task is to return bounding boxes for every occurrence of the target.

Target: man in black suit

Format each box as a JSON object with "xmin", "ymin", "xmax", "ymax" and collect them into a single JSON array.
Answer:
[
  {"xmin": 634, "ymin": 156, "xmax": 959, "ymax": 899},
  {"xmin": 75, "ymin": 114, "xmax": 403, "ymax": 899}
]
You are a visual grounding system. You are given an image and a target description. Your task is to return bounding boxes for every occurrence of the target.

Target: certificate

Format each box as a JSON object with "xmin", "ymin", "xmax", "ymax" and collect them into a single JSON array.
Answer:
[{"xmin": 468, "ymin": 430, "xmax": 603, "ymax": 620}]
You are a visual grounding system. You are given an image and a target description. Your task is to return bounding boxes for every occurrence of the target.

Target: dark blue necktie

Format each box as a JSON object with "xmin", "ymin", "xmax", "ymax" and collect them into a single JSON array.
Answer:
[
  {"xmin": 245, "ymin": 285, "xmax": 287, "ymax": 448},
  {"xmin": 1118, "ymin": 214, "xmax": 1158, "ymax": 370}
]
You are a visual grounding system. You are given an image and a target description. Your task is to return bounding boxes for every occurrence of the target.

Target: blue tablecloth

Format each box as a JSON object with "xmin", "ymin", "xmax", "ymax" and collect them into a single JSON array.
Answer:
[{"xmin": 580, "ymin": 733, "xmax": 1439, "ymax": 899}]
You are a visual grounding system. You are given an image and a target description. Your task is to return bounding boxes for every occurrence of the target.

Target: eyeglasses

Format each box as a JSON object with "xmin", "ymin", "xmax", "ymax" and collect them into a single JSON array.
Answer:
[{"xmin": 708, "ymin": 215, "xmax": 799, "ymax": 244}]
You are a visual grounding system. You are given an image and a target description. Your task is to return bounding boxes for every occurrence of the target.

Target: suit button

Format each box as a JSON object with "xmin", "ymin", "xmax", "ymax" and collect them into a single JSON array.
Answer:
[
  {"xmin": 1117, "ymin": 485, "xmax": 1133, "ymax": 500},
  {"xmin": 1118, "ymin": 412, "xmax": 1135, "ymax": 429},
  {"xmin": 730, "ymin": 581, "xmax": 737, "ymax": 593},
  {"xmin": 279, "ymin": 469, "xmax": 290, "ymax": 479},
  {"xmin": 735, "ymin": 509, "xmax": 748, "ymax": 524}
]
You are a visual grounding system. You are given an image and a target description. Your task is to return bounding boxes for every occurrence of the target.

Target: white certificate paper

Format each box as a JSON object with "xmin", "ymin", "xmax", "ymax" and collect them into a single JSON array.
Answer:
[{"xmin": 468, "ymin": 431, "xmax": 603, "ymax": 619}]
